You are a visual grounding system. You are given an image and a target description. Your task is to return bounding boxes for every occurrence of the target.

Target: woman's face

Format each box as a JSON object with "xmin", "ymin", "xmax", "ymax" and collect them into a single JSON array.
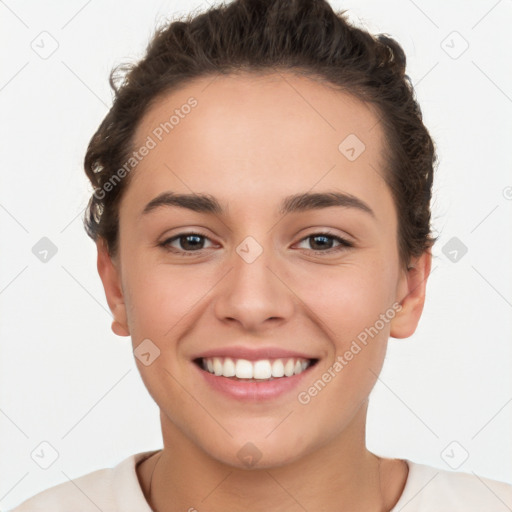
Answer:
[{"xmin": 98, "ymin": 72, "xmax": 429, "ymax": 468}]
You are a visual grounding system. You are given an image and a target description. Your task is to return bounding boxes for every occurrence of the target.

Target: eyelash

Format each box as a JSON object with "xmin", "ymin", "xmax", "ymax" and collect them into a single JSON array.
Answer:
[{"xmin": 158, "ymin": 231, "xmax": 353, "ymax": 257}]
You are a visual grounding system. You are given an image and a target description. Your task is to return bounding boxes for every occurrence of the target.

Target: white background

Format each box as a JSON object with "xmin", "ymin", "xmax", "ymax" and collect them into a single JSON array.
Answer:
[{"xmin": 1, "ymin": 0, "xmax": 511, "ymax": 509}]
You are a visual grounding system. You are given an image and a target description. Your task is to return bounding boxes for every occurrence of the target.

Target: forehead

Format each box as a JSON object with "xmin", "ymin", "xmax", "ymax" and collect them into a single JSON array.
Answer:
[{"xmin": 125, "ymin": 72, "xmax": 391, "ymax": 216}]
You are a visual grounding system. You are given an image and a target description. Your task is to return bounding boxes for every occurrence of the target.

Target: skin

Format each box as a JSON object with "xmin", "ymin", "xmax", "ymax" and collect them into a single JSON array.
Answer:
[{"xmin": 97, "ymin": 72, "xmax": 431, "ymax": 511}]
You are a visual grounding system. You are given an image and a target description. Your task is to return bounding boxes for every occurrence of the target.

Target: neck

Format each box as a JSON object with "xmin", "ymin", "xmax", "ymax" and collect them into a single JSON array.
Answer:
[{"xmin": 139, "ymin": 403, "xmax": 407, "ymax": 512}]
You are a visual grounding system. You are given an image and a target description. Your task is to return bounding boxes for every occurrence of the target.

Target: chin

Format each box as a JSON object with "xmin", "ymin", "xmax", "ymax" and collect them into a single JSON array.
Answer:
[{"xmin": 200, "ymin": 431, "xmax": 312, "ymax": 471}]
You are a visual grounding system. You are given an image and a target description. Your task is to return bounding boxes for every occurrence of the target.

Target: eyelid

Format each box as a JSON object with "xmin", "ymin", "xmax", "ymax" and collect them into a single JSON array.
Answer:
[{"xmin": 297, "ymin": 228, "xmax": 354, "ymax": 244}]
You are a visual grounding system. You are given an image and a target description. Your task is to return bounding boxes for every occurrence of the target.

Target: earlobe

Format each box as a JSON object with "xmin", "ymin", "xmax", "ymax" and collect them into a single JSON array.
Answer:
[
  {"xmin": 111, "ymin": 319, "xmax": 130, "ymax": 337},
  {"xmin": 96, "ymin": 238, "xmax": 130, "ymax": 337},
  {"xmin": 390, "ymin": 251, "xmax": 432, "ymax": 339}
]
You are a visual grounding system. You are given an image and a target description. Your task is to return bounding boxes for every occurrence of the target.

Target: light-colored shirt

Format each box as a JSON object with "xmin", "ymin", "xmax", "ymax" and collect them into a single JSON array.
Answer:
[{"xmin": 9, "ymin": 450, "xmax": 512, "ymax": 511}]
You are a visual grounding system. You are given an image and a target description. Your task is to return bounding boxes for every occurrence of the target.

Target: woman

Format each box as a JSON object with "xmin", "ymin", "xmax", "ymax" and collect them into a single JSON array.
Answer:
[{"xmin": 11, "ymin": 0, "xmax": 512, "ymax": 510}]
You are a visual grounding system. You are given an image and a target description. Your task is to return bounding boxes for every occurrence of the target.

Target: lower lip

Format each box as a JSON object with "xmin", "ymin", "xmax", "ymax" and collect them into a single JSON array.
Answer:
[{"xmin": 193, "ymin": 361, "xmax": 316, "ymax": 402}]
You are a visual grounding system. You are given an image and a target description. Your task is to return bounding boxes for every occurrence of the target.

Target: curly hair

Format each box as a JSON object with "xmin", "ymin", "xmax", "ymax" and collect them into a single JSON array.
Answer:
[{"xmin": 83, "ymin": 0, "xmax": 437, "ymax": 267}]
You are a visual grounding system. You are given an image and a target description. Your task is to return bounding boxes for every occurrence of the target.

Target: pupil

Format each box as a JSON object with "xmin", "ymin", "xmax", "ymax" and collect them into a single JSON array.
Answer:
[
  {"xmin": 182, "ymin": 235, "xmax": 203, "ymax": 250},
  {"xmin": 311, "ymin": 235, "xmax": 332, "ymax": 250}
]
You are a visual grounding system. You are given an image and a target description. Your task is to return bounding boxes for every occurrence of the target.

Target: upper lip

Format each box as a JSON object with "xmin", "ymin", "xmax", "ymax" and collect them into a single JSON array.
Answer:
[{"xmin": 191, "ymin": 346, "xmax": 319, "ymax": 362}]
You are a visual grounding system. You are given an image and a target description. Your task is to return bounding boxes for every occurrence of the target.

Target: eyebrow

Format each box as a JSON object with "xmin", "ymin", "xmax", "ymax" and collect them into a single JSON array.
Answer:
[{"xmin": 141, "ymin": 191, "xmax": 375, "ymax": 218}]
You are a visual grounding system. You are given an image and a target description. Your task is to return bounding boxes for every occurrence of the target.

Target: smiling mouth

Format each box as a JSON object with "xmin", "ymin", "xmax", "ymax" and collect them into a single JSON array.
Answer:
[{"xmin": 193, "ymin": 356, "xmax": 319, "ymax": 381}]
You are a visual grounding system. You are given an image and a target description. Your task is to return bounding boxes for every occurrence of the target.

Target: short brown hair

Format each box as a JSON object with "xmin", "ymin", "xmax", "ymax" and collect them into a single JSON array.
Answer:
[{"xmin": 83, "ymin": 0, "xmax": 437, "ymax": 267}]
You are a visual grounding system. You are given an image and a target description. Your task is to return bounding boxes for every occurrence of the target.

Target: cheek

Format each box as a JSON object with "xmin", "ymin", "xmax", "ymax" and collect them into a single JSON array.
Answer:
[
  {"xmin": 293, "ymin": 264, "xmax": 395, "ymax": 425},
  {"xmin": 290, "ymin": 257, "xmax": 397, "ymax": 344},
  {"xmin": 122, "ymin": 258, "xmax": 206, "ymax": 340}
]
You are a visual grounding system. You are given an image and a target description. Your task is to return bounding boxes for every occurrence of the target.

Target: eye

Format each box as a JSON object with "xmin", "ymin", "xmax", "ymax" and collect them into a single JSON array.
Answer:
[
  {"xmin": 296, "ymin": 232, "xmax": 353, "ymax": 254},
  {"xmin": 159, "ymin": 232, "xmax": 214, "ymax": 255},
  {"xmin": 158, "ymin": 231, "xmax": 353, "ymax": 256}
]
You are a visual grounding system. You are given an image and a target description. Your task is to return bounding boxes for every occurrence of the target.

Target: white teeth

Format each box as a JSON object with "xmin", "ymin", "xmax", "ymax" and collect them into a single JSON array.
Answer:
[
  {"xmin": 200, "ymin": 356, "xmax": 313, "ymax": 379},
  {"xmin": 235, "ymin": 359, "xmax": 253, "ymax": 379},
  {"xmin": 254, "ymin": 360, "xmax": 272, "ymax": 379},
  {"xmin": 213, "ymin": 357, "xmax": 223, "ymax": 376},
  {"xmin": 271, "ymin": 359, "xmax": 285, "ymax": 377},
  {"xmin": 223, "ymin": 357, "xmax": 236, "ymax": 377},
  {"xmin": 284, "ymin": 359, "xmax": 295, "ymax": 377}
]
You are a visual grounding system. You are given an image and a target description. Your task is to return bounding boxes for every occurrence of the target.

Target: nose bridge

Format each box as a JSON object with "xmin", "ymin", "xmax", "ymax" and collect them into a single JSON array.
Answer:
[{"xmin": 213, "ymin": 233, "xmax": 293, "ymax": 329}]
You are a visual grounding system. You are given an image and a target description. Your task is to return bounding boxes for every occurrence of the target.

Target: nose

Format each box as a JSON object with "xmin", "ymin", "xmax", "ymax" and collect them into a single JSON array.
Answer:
[{"xmin": 213, "ymin": 237, "xmax": 295, "ymax": 332}]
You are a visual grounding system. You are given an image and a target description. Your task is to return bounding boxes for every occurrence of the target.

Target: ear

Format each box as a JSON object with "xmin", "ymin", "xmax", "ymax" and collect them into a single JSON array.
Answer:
[
  {"xmin": 96, "ymin": 238, "xmax": 130, "ymax": 337},
  {"xmin": 390, "ymin": 250, "xmax": 432, "ymax": 339}
]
